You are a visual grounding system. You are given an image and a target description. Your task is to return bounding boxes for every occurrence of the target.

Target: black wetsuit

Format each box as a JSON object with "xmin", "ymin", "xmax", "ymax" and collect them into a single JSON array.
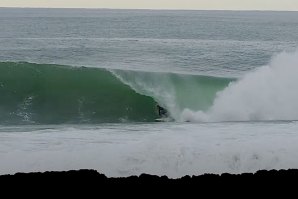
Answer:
[{"xmin": 157, "ymin": 105, "xmax": 168, "ymax": 117}]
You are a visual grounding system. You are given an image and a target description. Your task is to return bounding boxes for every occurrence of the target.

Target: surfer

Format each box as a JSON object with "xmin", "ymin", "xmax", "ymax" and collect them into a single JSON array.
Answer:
[{"xmin": 156, "ymin": 104, "xmax": 168, "ymax": 118}]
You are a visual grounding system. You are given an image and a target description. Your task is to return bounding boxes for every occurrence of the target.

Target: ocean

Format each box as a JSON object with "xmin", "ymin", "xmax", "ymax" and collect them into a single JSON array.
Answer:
[{"xmin": 1, "ymin": 8, "xmax": 298, "ymax": 178}]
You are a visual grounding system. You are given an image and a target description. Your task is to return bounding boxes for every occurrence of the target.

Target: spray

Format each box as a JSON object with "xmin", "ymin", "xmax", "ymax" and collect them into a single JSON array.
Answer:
[{"xmin": 182, "ymin": 50, "xmax": 298, "ymax": 122}]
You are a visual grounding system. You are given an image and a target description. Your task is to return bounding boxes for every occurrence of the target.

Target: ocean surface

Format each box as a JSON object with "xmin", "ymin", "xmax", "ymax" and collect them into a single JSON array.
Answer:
[{"xmin": 1, "ymin": 8, "xmax": 298, "ymax": 177}]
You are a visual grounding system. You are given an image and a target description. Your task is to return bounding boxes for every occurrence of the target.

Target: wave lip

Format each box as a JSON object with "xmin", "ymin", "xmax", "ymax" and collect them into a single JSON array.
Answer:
[{"xmin": 111, "ymin": 69, "xmax": 232, "ymax": 122}]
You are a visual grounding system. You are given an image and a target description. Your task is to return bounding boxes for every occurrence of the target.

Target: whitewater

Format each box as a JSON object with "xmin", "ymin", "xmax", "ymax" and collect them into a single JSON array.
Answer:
[
  {"xmin": 1, "ymin": 8, "xmax": 298, "ymax": 178},
  {"xmin": 182, "ymin": 50, "xmax": 298, "ymax": 122}
]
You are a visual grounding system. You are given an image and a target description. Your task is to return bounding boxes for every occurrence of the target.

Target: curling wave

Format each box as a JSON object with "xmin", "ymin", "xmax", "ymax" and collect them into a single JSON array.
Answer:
[{"xmin": 0, "ymin": 62, "xmax": 232, "ymax": 124}]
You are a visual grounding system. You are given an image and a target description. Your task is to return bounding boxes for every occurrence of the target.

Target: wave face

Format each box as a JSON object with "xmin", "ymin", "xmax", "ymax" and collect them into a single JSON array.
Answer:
[
  {"xmin": 0, "ymin": 62, "xmax": 232, "ymax": 124},
  {"xmin": 182, "ymin": 50, "xmax": 298, "ymax": 122},
  {"xmin": 3, "ymin": 49, "xmax": 297, "ymax": 125},
  {"xmin": 0, "ymin": 62, "xmax": 159, "ymax": 124}
]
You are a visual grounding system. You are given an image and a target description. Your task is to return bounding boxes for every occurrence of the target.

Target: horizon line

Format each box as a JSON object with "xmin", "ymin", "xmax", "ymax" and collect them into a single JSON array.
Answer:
[{"xmin": 0, "ymin": 6, "xmax": 298, "ymax": 12}]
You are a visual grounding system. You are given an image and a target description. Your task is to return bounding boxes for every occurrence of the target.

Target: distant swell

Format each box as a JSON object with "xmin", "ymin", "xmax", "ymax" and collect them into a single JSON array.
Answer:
[{"xmin": 0, "ymin": 62, "xmax": 232, "ymax": 124}]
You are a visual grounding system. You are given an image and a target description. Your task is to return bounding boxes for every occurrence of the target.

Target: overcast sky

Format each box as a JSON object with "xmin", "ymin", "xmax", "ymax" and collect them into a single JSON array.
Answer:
[{"xmin": 0, "ymin": 0, "xmax": 297, "ymax": 11}]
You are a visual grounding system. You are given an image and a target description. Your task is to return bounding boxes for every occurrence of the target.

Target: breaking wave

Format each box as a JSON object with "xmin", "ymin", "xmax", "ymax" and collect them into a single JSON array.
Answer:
[
  {"xmin": 182, "ymin": 50, "xmax": 298, "ymax": 122},
  {"xmin": 0, "ymin": 62, "xmax": 231, "ymax": 124}
]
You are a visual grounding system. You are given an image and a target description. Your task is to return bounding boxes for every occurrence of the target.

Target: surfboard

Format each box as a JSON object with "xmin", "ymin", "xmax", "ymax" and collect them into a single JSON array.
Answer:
[
  {"xmin": 155, "ymin": 118, "xmax": 166, "ymax": 122},
  {"xmin": 155, "ymin": 117, "xmax": 173, "ymax": 122}
]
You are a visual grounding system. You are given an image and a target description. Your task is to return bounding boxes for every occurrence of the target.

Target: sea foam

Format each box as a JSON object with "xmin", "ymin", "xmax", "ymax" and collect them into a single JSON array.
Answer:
[{"xmin": 182, "ymin": 50, "xmax": 298, "ymax": 122}]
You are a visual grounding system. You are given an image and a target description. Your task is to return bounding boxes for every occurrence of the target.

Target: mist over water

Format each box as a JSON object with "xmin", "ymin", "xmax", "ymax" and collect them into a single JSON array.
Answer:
[{"xmin": 182, "ymin": 50, "xmax": 298, "ymax": 122}]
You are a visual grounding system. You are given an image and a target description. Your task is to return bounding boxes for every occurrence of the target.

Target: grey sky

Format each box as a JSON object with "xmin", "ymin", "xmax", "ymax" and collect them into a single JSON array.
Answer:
[{"xmin": 0, "ymin": 0, "xmax": 297, "ymax": 11}]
